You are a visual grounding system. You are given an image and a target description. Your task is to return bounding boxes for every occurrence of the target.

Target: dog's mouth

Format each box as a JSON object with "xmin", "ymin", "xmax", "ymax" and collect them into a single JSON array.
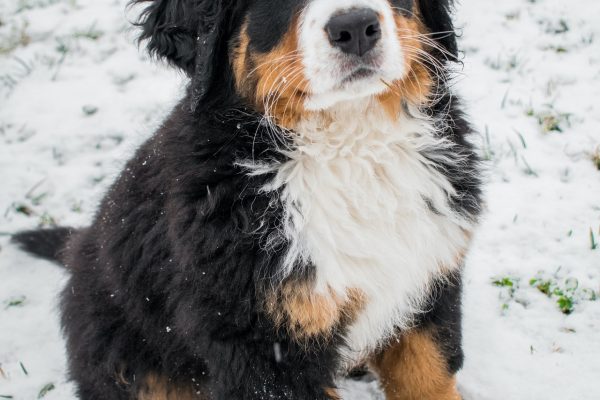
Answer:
[
  {"xmin": 336, "ymin": 53, "xmax": 383, "ymax": 85},
  {"xmin": 340, "ymin": 66, "xmax": 377, "ymax": 84},
  {"xmin": 302, "ymin": 58, "xmax": 394, "ymax": 111}
]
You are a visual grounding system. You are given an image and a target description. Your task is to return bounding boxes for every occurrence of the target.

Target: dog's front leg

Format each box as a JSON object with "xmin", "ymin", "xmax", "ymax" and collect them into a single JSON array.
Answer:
[
  {"xmin": 370, "ymin": 329, "xmax": 461, "ymax": 400},
  {"xmin": 370, "ymin": 273, "xmax": 464, "ymax": 400}
]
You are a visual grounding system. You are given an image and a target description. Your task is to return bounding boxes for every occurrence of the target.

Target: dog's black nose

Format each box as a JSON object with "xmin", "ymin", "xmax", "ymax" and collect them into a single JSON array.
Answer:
[{"xmin": 326, "ymin": 9, "xmax": 381, "ymax": 57}]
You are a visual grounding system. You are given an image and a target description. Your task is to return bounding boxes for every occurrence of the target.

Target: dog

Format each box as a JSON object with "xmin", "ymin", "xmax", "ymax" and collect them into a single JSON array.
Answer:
[{"xmin": 13, "ymin": 0, "xmax": 483, "ymax": 398}]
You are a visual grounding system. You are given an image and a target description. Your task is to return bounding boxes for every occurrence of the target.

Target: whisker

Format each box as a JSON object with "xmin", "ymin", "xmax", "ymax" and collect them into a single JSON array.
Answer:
[
  {"xmin": 245, "ymin": 51, "xmax": 302, "ymax": 79},
  {"xmin": 280, "ymin": 70, "xmax": 307, "ymax": 126},
  {"xmin": 260, "ymin": 60, "xmax": 301, "ymax": 113},
  {"xmin": 396, "ymin": 29, "xmax": 458, "ymax": 61},
  {"xmin": 262, "ymin": 63, "xmax": 302, "ymax": 116},
  {"xmin": 260, "ymin": 64, "xmax": 303, "ymax": 145},
  {"xmin": 266, "ymin": 68, "xmax": 304, "ymax": 124}
]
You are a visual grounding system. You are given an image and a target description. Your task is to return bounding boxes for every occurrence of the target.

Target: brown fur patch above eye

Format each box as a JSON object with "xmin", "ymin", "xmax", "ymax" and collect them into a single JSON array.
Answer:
[
  {"xmin": 232, "ymin": 18, "xmax": 309, "ymax": 129},
  {"xmin": 378, "ymin": 10, "xmax": 434, "ymax": 119},
  {"xmin": 370, "ymin": 330, "xmax": 461, "ymax": 400},
  {"xmin": 265, "ymin": 282, "xmax": 366, "ymax": 341},
  {"xmin": 138, "ymin": 374, "xmax": 207, "ymax": 400}
]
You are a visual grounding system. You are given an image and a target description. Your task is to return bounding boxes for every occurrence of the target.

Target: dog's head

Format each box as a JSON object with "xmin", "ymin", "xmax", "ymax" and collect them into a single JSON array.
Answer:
[{"xmin": 134, "ymin": 0, "xmax": 457, "ymax": 123}]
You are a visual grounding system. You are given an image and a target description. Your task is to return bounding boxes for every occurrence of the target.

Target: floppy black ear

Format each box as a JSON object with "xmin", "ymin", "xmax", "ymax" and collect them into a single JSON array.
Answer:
[
  {"xmin": 417, "ymin": 0, "xmax": 458, "ymax": 61},
  {"xmin": 133, "ymin": 0, "xmax": 225, "ymax": 105}
]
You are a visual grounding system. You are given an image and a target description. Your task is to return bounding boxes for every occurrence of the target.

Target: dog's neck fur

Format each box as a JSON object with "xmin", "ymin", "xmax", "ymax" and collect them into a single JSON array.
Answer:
[{"xmin": 247, "ymin": 98, "xmax": 471, "ymax": 363}]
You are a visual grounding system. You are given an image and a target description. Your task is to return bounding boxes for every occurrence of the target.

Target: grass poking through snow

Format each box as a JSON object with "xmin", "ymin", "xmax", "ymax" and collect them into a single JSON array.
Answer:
[
  {"xmin": 529, "ymin": 272, "xmax": 597, "ymax": 315},
  {"xmin": 493, "ymin": 271, "xmax": 598, "ymax": 316},
  {"xmin": 526, "ymin": 106, "xmax": 572, "ymax": 134},
  {"xmin": 592, "ymin": 147, "xmax": 600, "ymax": 171},
  {"xmin": 4, "ymin": 295, "xmax": 26, "ymax": 309},
  {"xmin": 37, "ymin": 383, "xmax": 55, "ymax": 399}
]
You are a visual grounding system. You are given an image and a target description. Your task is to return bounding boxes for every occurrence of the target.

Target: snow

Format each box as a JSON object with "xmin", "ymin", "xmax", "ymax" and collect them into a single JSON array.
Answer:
[{"xmin": 1, "ymin": 0, "xmax": 599, "ymax": 399}]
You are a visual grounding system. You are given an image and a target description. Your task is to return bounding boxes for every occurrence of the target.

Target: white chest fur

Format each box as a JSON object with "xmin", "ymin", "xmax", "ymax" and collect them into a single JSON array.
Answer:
[{"xmin": 246, "ymin": 101, "xmax": 472, "ymax": 364}]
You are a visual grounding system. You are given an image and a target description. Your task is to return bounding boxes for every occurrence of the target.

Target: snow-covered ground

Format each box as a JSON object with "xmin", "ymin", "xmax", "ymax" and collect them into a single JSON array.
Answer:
[{"xmin": 1, "ymin": 0, "xmax": 599, "ymax": 399}]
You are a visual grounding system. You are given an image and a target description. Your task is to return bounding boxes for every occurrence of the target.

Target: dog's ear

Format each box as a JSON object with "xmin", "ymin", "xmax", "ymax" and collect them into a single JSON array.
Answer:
[
  {"xmin": 133, "ymin": 0, "xmax": 226, "ymax": 106},
  {"xmin": 417, "ymin": 0, "xmax": 458, "ymax": 61}
]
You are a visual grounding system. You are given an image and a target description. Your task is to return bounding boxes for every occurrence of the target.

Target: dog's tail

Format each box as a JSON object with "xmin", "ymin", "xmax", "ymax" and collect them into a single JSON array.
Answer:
[{"xmin": 11, "ymin": 227, "xmax": 75, "ymax": 265}]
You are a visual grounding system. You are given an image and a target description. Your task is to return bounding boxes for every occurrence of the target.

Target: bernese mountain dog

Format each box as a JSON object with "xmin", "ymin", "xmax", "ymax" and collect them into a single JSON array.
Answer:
[{"xmin": 13, "ymin": 0, "xmax": 483, "ymax": 399}]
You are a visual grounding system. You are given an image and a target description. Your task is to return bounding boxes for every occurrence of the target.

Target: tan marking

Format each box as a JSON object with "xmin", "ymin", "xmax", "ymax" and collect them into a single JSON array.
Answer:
[
  {"xmin": 325, "ymin": 387, "xmax": 342, "ymax": 400},
  {"xmin": 138, "ymin": 374, "xmax": 206, "ymax": 400},
  {"xmin": 232, "ymin": 22, "xmax": 251, "ymax": 97},
  {"xmin": 232, "ymin": 18, "xmax": 309, "ymax": 128},
  {"xmin": 370, "ymin": 330, "xmax": 461, "ymax": 400},
  {"xmin": 266, "ymin": 282, "xmax": 365, "ymax": 340},
  {"xmin": 231, "ymin": 3, "xmax": 444, "ymax": 126},
  {"xmin": 377, "ymin": 10, "xmax": 434, "ymax": 119}
]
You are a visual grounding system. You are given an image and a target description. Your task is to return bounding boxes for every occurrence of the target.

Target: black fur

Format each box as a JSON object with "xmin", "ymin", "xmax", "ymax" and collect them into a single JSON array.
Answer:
[
  {"xmin": 14, "ymin": 1, "xmax": 482, "ymax": 399},
  {"xmin": 424, "ymin": 93, "xmax": 483, "ymax": 217},
  {"xmin": 134, "ymin": 0, "xmax": 239, "ymax": 107},
  {"xmin": 246, "ymin": 0, "xmax": 303, "ymax": 53},
  {"xmin": 391, "ymin": 0, "xmax": 415, "ymax": 17},
  {"xmin": 418, "ymin": 272, "xmax": 465, "ymax": 374},
  {"xmin": 417, "ymin": 0, "xmax": 459, "ymax": 60},
  {"xmin": 55, "ymin": 102, "xmax": 342, "ymax": 399},
  {"xmin": 11, "ymin": 227, "xmax": 74, "ymax": 264}
]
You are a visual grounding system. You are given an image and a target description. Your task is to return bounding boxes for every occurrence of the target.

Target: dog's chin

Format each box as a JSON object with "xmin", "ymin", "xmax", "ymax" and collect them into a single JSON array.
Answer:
[{"xmin": 303, "ymin": 70, "xmax": 401, "ymax": 112}]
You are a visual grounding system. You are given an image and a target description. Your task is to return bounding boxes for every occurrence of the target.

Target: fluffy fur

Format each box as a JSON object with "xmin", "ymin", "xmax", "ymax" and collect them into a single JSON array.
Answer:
[
  {"xmin": 13, "ymin": 0, "xmax": 482, "ymax": 399},
  {"xmin": 241, "ymin": 100, "xmax": 474, "ymax": 367}
]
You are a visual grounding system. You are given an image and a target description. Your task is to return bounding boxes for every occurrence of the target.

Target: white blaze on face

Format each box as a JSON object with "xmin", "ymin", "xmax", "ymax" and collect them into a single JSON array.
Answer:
[{"xmin": 299, "ymin": 0, "xmax": 406, "ymax": 110}]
